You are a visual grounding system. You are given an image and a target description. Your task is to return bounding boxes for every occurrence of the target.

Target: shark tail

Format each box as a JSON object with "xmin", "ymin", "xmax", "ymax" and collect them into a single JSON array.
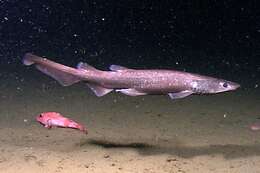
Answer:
[
  {"xmin": 23, "ymin": 53, "xmax": 81, "ymax": 86},
  {"xmin": 23, "ymin": 53, "xmax": 113, "ymax": 97}
]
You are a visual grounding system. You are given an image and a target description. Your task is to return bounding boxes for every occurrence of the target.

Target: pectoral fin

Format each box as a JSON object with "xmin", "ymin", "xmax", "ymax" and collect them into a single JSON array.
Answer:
[
  {"xmin": 86, "ymin": 83, "xmax": 113, "ymax": 97},
  {"xmin": 168, "ymin": 90, "xmax": 194, "ymax": 99},
  {"xmin": 116, "ymin": 88, "xmax": 147, "ymax": 96},
  {"xmin": 46, "ymin": 119, "xmax": 52, "ymax": 128}
]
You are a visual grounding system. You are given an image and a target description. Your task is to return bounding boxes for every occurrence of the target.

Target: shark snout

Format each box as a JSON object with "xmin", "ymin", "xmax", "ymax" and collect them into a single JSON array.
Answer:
[{"xmin": 229, "ymin": 82, "xmax": 240, "ymax": 90}]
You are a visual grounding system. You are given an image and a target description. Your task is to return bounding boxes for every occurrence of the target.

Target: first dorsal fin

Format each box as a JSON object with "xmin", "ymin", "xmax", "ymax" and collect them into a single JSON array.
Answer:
[
  {"xmin": 109, "ymin": 64, "xmax": 131, "ymax": 72},
  {"xmin": 77, "ymin": 62, "xmax": 98, "ymax": 71}
]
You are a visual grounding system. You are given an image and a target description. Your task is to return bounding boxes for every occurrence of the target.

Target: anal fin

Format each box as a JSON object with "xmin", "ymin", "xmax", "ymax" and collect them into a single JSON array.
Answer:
[
  {"xmin": 116, "ymin": 88, "xmax": 147, "ymax": 96},
  {"xmin": 86, "ymin": 83, "xmax": 113, "ymax": 97},
  {"xmin": 168, "ymin": 90, "xmax": 193, "ymax": 99}
]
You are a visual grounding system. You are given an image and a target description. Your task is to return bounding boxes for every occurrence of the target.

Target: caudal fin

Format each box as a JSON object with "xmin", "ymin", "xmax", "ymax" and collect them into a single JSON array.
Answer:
[
  {"xmin": 35, "ymin": 65, "xmax": 81, "ymax": 86},
  {"xmin": 23, "ymin": 53, "xmax": 81, "ymax": 86},
  {"xmin": 23, "ymin": 53, "xmax": 36, "ymax": 65},
  {"xmin": 23, "ymin": 53, "xmax": 113, "ymax": 96},
  {"xmin": 79, "ymin": 126, "xmax": 88, "ymax": 134},
  {"xmin": 68, "ymin": 121, "xmax": 88, "ymax": 134}
]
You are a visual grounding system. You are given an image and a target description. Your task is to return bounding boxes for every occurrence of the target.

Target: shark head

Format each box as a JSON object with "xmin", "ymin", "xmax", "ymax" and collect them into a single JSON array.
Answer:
[{"xmin": 190, "ymin": 79, "xmax": 240, "ymax": 94}]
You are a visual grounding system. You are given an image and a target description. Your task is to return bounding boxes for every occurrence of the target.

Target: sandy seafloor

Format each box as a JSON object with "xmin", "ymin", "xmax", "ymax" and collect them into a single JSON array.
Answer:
[{"xmin": 0, "ymin": 65, "xmax": 260, "ymax": 173}]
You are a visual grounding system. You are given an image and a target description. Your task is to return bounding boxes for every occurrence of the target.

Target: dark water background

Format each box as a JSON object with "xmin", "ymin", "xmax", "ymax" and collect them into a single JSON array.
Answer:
[
  {"xmin": 0, "ymin": 1, "xmax": 259, "ymax": 89},
  {"xmin": 0, "ymin": 2, "xmax": 260, "ymax": 172}
]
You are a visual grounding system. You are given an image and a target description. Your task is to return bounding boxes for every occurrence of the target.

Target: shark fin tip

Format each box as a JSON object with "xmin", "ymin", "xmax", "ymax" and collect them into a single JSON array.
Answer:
[{"xmin": 23, "ymin": 53, "xmax": 35, "ymax": 65}]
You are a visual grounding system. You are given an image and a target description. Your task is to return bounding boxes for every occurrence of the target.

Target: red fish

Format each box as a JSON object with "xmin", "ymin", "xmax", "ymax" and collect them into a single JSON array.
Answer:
[
  {"xmin": 250, "ymin": 122, "xmax": 260, "ymax": 131},
  {"xmin": 36, "ymin": 112, "xmax": 87, "ymax": 134}
]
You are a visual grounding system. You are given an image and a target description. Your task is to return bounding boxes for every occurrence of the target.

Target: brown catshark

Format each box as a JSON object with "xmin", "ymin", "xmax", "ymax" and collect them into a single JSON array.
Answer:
[{"xmin": 23, "ymin": 53, "xmax": 240, "ymax": 99}]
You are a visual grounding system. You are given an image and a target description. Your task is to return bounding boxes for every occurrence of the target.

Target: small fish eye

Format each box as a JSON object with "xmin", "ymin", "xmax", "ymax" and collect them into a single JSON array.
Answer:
[
  {"xmin": 223, "ymin": 82, "xmax": 228, "ymax": 88},
  {"xmin": 39, "ymin": 114, "xmax": 43, "ymax": 117}
]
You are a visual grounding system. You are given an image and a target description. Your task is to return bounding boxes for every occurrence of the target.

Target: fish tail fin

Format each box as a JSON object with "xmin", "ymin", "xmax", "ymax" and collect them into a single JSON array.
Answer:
[
  {"xmin": 79, "ymin": 126, "xmax": 88, "ymax": 134},
  {"xmin": 23, "ymin": 53, "xmax": 113, "ymax": 96},
  {"xmin": 23, "ymin": 53, "xmax": 36, "ymax": 65},
  {"xmin": 23, "ymin": 53, "xmax": 82, "ymax": 86},
  {"xmin": 68, "ymin": 122, "xmax": 88, "ymax": 134}
]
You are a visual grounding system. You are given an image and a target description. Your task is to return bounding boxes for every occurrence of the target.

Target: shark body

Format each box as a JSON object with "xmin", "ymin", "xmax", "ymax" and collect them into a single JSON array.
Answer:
[{"xmin": 23, "ymin": 53, "xmax": 240, "ymax": 99}]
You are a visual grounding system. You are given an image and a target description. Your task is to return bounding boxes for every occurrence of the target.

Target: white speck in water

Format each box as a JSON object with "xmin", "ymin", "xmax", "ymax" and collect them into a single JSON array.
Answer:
[
  {"xmin": 223, "ymin": 114, "xmax": 227, "ymax": 118},
  {"xmin": 24, "ymin": 119, "xmax": 28, "ymax": 123}
]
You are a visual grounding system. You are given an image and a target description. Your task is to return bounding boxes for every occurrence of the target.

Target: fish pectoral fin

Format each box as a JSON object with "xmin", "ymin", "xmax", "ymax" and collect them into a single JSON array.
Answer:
[
  {"xmin": 45, "ymin": 124, "xmax": 52, "ymax": 129},
  {"xmin": 168, "ymin": 90, "xmax": 194, "ymax": 99},
  {"xmin": 86, "ymin": 83, "xmax": 113, "ymax": 97},
  {"xmin": 45, "ymin": 119, "xmax": 52, "ymax": 128},
  {"xmin": 109, "ymin": 64, "xmax": 132, "ymax": 72},
  {"xmin": 116, "ymin": 88, "xmax": 147, "ymax": 96}
]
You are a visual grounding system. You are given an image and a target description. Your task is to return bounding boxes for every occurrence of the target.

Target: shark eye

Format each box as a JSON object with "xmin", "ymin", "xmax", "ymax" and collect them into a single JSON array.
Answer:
[{"xmin": 223, "ymin": 82, "xmax": 228, "ymax": 88}]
